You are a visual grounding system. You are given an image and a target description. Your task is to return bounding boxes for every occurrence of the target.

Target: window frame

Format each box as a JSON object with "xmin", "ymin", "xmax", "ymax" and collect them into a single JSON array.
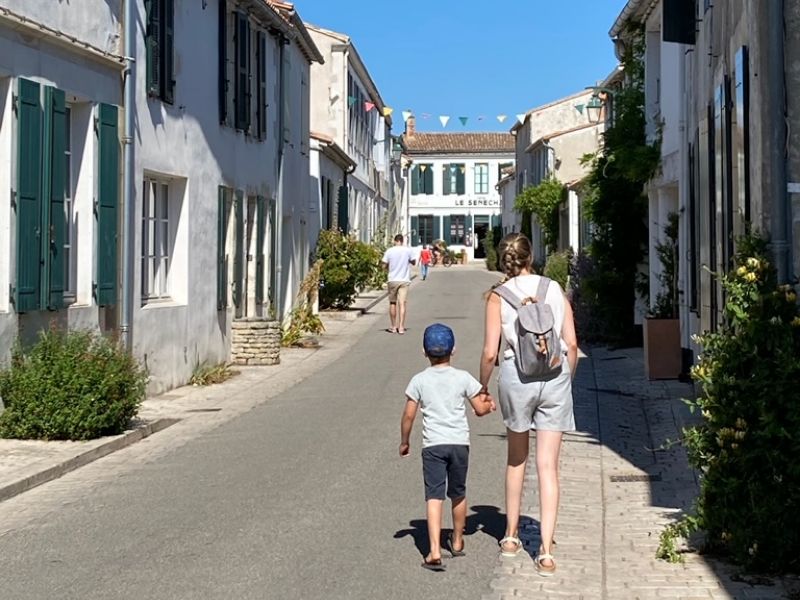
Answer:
[
  {"xmin": 141, "ymin": 177, "xmax": 172, "ymax": 303},
  {"xmin": 418, "ymin": 214, "xmax": 434, "ymax": 245},
  {"xmin": 474, "ymin": 163, "xmax": 489, "ymax": 194},
  {"xmin": 449, "ymin": 214, "xmax": 466, "ymax": 245}
]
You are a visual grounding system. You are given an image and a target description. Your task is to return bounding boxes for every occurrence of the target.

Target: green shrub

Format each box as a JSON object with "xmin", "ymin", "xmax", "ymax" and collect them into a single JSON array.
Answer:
[
  {"xmin": 483, "ymin": 226, "xmax": 503, "ymax": 272},
  {"xmin": 0, "ymin": 330, "xmax": 147, "ymax": 440},
  {"xmin": 660, "ymin": 236, "xmax": 800, "ymax": 572},
  {"xmin": 189, "ymin": 362, "xmax": 237, "ymax": 386},
  {"xmin": 515, "ymin": 178, "xmax": 566, "ymax": 254},
  {"xmin": 543, "ymin": 250, "xmax": 572, "ymax": 290},
  {"xmin": 316, "ymin": 230, "xmax": 384, "ymax": 309}
]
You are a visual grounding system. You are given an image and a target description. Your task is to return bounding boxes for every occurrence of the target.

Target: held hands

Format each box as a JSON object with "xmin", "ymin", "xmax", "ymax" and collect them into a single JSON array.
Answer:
[{"xmin": 473, "ymin": 392, "xmax": 497, "ymax": 417}]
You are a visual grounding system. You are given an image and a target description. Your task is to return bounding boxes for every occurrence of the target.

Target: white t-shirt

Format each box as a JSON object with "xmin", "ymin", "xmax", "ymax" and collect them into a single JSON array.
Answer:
[
  {"xmin": 382, "ymin": 245, "xmax": 415, "ymax": 283},
  {"xmin": 498, "ymin": 275, "xmax": 567, "ymax": 356}
]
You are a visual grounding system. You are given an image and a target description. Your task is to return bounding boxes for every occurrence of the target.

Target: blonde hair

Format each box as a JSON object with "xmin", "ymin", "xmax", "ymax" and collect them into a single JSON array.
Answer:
[{"xmin": 498, "ymin": 233, "xmax": 533, "ymax": 280}]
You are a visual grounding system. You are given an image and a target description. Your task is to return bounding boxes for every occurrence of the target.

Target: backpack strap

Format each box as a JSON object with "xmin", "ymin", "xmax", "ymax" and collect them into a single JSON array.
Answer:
[
  {"xmin": 535, "ymin": 276, "xmax": 552, "ymax": 303},
  {"xmin": 493, "ymin": 285, "xmax": 522, "ymax": 310}
]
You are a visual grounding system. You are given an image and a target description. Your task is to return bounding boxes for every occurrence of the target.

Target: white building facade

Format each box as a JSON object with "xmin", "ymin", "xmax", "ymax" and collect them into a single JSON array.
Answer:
[
  {"xmin": 306, "ymin": 24, "xmax": 392, "ymax": 245},
  {"xmin": 403, "ymin": 120, "xmax": 514, "ymax": 260},
  {"xmin": 0, "ymin": 0, "xmax": 322, "ymax": 393}
]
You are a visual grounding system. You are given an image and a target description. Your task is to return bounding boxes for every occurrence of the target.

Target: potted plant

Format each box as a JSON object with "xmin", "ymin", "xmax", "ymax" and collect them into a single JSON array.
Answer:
[{"xmin": 643, "ymin": 213, "xmax": 681, "ymax": 380}]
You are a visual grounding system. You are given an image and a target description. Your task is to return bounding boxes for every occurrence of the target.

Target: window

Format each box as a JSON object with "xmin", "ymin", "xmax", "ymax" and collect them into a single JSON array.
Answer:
[
  {"xmin": 475, "ymin": 163, "xmax": 489, "ymax": 194},
  {"xmin": 63, "ymin": 106, "xmax": 75, "ymax": 300},
  {"xmin": 142, "ymin": 178, "xmax": 171, "ymax": 301},
  {"xmin": 145, "ymin": 0, "xmax": 175, "ymax": 104},
  {"xmin": 449, "ymin": 214, "xmax": 466, "ymax": 245},
  {"xmin": 443, "ymin": 164, "xmax": 465, "ymax": 195},
  {"xmin": 418, "ymin": 215, "xmax": 434, "ymax": 245},
  {"xmin": 733, "ymin": 47, "xmax": 750, "ymax": 227},
  {"xmin": 411, "ymin": 164, "xmax": 434, "ymax": 195}
]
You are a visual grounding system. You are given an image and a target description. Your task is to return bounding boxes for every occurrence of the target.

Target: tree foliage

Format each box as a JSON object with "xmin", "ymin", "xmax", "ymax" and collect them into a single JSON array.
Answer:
[{"xmin": 515, "ymin": 178, "xmax": 566, "ymax": 255}]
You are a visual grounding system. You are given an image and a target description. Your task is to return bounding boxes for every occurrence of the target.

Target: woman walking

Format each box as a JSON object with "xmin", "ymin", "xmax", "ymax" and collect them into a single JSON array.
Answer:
[{"xmin": 478, "ymin": 233, "xmax": 578, "ymax": 576}]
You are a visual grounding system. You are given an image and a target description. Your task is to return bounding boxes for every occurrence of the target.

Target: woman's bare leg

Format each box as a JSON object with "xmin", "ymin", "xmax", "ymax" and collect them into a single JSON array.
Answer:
[
  {"xmin": 535, "ymin": 430, "xmax": 563, "ymax": 565},
  {"xmin": 503, "ymin": 430, "xmax": 530, "ymax": 550}
]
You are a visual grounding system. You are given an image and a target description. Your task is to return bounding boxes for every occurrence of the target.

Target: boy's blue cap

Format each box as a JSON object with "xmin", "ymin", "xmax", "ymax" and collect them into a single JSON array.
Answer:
[{"xmin": 423, "ymin": 323, "xmax": 455, "ymax": 357}]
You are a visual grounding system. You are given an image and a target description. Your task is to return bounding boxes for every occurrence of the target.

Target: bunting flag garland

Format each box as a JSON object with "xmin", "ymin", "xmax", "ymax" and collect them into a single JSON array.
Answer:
[
  {"xmin": 365, "ymin": 101, "xmax": 376, "ymax": 112},
  {"xmin": 458, "ymin": 116, "xmax": 469, "ymax": 126},
  {"xmin": 382, "ymin": 107, "xmax": 394, "ymax": 117},
  {"xmin": 402, "ymin": 110, "xmax": 413, "ymax": 122},
  {"xmin": 574, "ymin": 104, "xmax": 585, "ymax": 115},
  {"xmin": 420, "ymin": 164, "xmax": 428, "ymax": 172},
  {"xmin": 439, "ymin": 115, "xmax": 450, "ymax": 128},
  {"xmin": 348, "ymin": 96, "xmax": 357, "ymax": 107},
  {"xmin": 497, "ymin": 114, "xmax": 508, "ymax": 123},
  {"xmin": 516, "ymin": 113, "xmax": 527, "ymax": 125},
  {"xmin": 459, "ymin": 166, "xmax": 466, "ymax": 174}
]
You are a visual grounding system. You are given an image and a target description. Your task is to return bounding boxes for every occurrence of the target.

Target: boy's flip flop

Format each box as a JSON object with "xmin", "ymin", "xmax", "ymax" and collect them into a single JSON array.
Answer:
[
  {"xmin": 420, "ymin": 557, "xmax": 445, "ymax": 572},
  {"xmin": 448, "ymin": 533, "xmax": 466, "ymax": 557}
]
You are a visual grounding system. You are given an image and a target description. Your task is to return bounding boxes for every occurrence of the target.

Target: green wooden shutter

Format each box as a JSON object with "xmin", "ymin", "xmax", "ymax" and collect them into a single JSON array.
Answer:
[
  {"xmin": 337, "ymin": 184, "xmax": 349, "ymax": 233},
  {"xmin": 145, "ymin": 0, "xmax": 161, "ymax": 96},
  {"xmin": 217, "ymin": 187, "xmax": 228, "ymax": 310},
  {"xmin": 255, "ymin": 195, "xmax": 266, "ymax": 306},
  {"xmin": 218, "ymin": 0, "xmax": 228, "ymax": 124},
  {"xmin": 96, "ymin": 103, "xmax": 119, "ymax": 306},
  {"xmin": 424, "ymin": 165, "xmax": 434, "ymax": 194},
  {"xmin": 433, "ymin": 216, "xmax": 441, "ymax": 241},
  {"xmin": 465, "ymin": 215, "xmax": 473, "ymax": 244},
  {"xmin": 411, "ymin": 166, "xmax": 420, "ymax": 195},
  {"xmin": 491, "ymin": 214, "xmax": 501, "ymax": 230},
  {"xmin": 43, "ymin": 87, "xmax": 67, "ymax": 310},
  {"xmin": 257, "ymin": 31, "xmax": 267, "ymax": 139},
  {"xmin": 443, "ymin": 165, "xmax": 451, "ymax": 195},
  {"xmin": 456, "ymin": 165, "xmax": 465, "ymax": 195},
  {"xmin": 15, "ymin": 78, "xmax": 43, "ymax": 313},
  {"xmin": 234, "ymin": 11, "xmax": 249, "ymax": 131},
  {"xmin": 410, "ymin": 215, "xmax": 419, "ymax": 246},
  {"xmin": 163, "ymin": 0, "xmax": 175, "ymax": 104},
  {"xmin": 443, "ymin": 215, "xmax": 452, "ymax": 245},
  {"xmin": 233, "ymin": 190, "xmax": 244, "ymax": 308}
]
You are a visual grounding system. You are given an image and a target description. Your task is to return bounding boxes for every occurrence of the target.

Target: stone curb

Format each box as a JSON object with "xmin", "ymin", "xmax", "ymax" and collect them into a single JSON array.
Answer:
[{"xmin": 0, "ymin": 418, "xmax": 179, "ymax": 504}]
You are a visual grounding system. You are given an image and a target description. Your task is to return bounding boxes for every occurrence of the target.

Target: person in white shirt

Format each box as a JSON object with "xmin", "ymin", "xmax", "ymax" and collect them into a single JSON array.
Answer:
[{"xmin": 381, "ymin": 234, "xmax": 416, "ymax": 334}]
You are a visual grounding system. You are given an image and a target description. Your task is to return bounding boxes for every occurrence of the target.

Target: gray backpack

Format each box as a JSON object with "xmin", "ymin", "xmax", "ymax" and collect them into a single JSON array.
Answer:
[{"xmin": 495, "ymin": 277, "xmax": 563, "ymax": 381}]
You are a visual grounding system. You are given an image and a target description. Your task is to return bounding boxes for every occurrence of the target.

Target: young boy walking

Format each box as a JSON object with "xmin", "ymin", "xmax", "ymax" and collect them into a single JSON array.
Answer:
[{"xmin": 399, "ymin": 323, "xmax": 495, "ymax": 571}]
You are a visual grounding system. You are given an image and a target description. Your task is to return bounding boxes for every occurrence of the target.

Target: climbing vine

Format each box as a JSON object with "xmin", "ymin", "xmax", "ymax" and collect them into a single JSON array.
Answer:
[
  {"xmin": 514, "ymin": 177, "xmax": 566, "ymax": 255},
  {"xmin": 578, "ymin": 23, "xmax": 661, "ymax": 342}
]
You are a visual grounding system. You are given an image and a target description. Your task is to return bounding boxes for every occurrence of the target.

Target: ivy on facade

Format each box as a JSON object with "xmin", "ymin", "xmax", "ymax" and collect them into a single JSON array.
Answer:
[{"xmin": 514, "ymin": 177, "xmax": 566, "ymax": 255}]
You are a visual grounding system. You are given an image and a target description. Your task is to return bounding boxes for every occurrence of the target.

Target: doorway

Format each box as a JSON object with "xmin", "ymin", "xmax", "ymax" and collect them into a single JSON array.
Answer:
[{"xmin": 473, "ymin": 216, "xmax": 490, "ymax": 259}]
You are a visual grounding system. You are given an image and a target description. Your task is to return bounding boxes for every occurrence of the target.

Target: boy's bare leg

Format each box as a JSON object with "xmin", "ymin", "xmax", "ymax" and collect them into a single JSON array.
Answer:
[
  {"xmin": 451, "ymin": 496, "xmax": 466, "ymax": 551},
  {"xmin": 426, "ymin": 499, "xmax": 444, "ymax": 561}
]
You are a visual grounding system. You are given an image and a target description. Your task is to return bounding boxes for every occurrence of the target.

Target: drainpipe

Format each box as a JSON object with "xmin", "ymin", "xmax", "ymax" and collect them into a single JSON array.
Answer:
[
  {"xmin": 768, "ymin": 0, "xmax": 791, "ymax": 284},
  {"xmin": 275, "ymin": 34, "xmax": 288, "ymax": 319},
  {"xmin": 120, "ymin": 0, "xmax": 136, "ymax": 350}
]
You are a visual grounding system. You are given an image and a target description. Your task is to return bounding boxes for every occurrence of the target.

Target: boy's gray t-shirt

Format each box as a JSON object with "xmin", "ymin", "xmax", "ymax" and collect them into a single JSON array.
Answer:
[{"xmin": 405, "ymin": 366, "xmax": 483, "ymax": 448}]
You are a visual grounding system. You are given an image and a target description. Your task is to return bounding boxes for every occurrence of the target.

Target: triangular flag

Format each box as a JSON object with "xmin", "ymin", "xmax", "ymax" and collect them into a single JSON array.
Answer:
[
  {"xmin": 478, "ymin": 115, "xmax": 486, "ymax": 121},
  {"xmin": 460, "ymin": 166, "xmax": 466, "ymax": 174},
  {"xmin": 450, "ymin": 165, "xmax": 457, "ymax": 172},
  {"xmin": 402, "ymin": 110, "xmax": 413, "ymax": 122},
  {"xmin": 439, "ymin": 115, "xmax": 450, "ymax": 128},
  {"xmin": 348, "ymin": 96, "xmax": 357, "ymax": 107},
  {"xmin": 459, "ymin": 116, "xmax": 468, "ymax": 126},
  {"xmin": 516, "ymin": 113, "xmax": 527, "ymax": 125},
  {"xmin": 497, "ymin": 114, "xmax": 508, "ymax": 123},
  {"xmin": 420, "ymin": 164, "xmax": 428, "ymax": 172},
  {"xmin": 383, "ymin": 107, "xmax": 394, "ymax": 117},
  {"xmin": 365, "ymin": 102, "xmax": 375, "ymax": 112},
  {"xmin": 575, "ymin": 104, "xmax": 585, "ymax": 115}
]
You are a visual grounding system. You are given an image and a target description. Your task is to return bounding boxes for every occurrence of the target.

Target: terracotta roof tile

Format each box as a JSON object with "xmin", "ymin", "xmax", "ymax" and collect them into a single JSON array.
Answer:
[{"xmin": 403, "ymin": 133, "xmax": 515, "ymax": 155}]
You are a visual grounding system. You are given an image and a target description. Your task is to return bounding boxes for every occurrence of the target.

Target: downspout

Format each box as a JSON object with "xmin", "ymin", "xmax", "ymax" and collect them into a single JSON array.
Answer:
[
  {"xmin": 120, "ymin": 0, "xmax": 136, "ymax": 350},
  {"xmin": 769, "ymin": 0, "xmax": 791, "ymax": 284},
  {"xmin": 275, "ymin": 33, "xmax": 288, "ymax": 318}
]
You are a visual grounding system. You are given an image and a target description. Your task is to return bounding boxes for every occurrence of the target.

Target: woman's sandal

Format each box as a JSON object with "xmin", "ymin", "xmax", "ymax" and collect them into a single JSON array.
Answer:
[
  {"xmin": 499, "ymin": 536, "xmax": 523, "ymax": 557},
  {"xmin": 535, "ymin": 552, "xmax": 557, "ymax": 577}
]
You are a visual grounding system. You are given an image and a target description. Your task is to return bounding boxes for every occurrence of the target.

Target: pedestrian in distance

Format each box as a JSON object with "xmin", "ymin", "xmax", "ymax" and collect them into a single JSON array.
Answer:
[
  {"xmin": 419, "ymin": 245, "xmax": 433, "ymax": 281},
  {"xmin": 382, "ymin": 234, "xmax": 416, "ymax": 334},
  {"xmin": 478, "ymin": 233, "xmax": 578, "ymax": 577},
  {"xmin": 400, "ymin": 323, "xmax": 496, "ymax": 571}
]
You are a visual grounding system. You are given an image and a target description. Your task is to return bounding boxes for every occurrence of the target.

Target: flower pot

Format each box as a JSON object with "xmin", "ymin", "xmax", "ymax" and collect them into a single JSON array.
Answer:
[
  {"xmin": 643, "ymin": 318, "xmax": 681, "ymax": 380},
  {"xmin": 460, "ymin": 252, "xmax": 468, "ymax": 265}
]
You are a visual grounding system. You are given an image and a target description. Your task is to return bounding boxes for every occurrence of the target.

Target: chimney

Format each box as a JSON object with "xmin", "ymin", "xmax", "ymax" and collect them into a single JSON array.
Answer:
[{"xmin": 405, "ymin": 115, "xmax": 416, "ymax": 137}]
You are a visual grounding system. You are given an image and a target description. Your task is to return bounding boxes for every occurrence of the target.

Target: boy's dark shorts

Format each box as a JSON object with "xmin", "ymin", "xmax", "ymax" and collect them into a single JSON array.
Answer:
[{"xmin": 421, "ymin": 444, "xmax": 469, "ymax": 501}]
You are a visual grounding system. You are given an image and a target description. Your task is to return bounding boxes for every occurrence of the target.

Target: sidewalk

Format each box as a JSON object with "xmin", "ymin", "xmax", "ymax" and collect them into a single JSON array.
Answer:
[
  {"xmin": 0, "ymin": 287, "xmax": 391, "ymax": 505},
  {"xmin": 484, "ymin": 346, "xmax": 798, "ymax": 600}
]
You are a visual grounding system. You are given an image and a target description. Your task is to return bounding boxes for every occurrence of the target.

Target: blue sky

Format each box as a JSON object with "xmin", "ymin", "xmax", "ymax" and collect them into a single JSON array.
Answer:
[{"xmin": 297, "ymin": 0, "xmax": 627, "ymax": 133}]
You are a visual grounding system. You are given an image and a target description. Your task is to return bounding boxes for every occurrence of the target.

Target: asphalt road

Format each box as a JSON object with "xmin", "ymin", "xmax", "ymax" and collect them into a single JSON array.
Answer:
[{"xmin": 0, "ymin": 266, "xmax": 512, "ymax": 600}]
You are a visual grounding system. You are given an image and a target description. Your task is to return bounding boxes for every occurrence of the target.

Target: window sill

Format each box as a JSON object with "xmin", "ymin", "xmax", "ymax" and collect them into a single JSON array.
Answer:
[{"xmin": 141, "ymin": 298, "xmax": 184, "ymax": 309}]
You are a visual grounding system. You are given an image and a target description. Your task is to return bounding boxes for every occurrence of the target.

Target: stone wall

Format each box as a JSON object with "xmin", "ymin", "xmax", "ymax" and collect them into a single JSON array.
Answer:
[{"xmin": 231, "ymin": 319, "xmax": 281, "ymax": 366}]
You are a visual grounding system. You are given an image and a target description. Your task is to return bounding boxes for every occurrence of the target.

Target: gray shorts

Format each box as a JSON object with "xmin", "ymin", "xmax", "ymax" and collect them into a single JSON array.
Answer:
[
  {"xmin": 497, "ymin": 355, "xmax": 575, "ymax": 433},
  {"xmin": 421, "ymin": 445, "xmax": 469, "ymax": 501}
]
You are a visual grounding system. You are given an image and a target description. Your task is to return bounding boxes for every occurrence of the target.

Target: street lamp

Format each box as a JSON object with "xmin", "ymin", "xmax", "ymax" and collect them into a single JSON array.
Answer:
[{"xmin": 585, "ymin": 95, "xmax": 604, "ymax": 124}]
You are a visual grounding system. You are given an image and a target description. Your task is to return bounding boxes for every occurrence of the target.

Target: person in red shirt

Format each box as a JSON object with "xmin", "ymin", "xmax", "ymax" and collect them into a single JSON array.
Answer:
[{"xmin": 419, "ymin": 245, "xmax": 432, "ymax": 280}]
